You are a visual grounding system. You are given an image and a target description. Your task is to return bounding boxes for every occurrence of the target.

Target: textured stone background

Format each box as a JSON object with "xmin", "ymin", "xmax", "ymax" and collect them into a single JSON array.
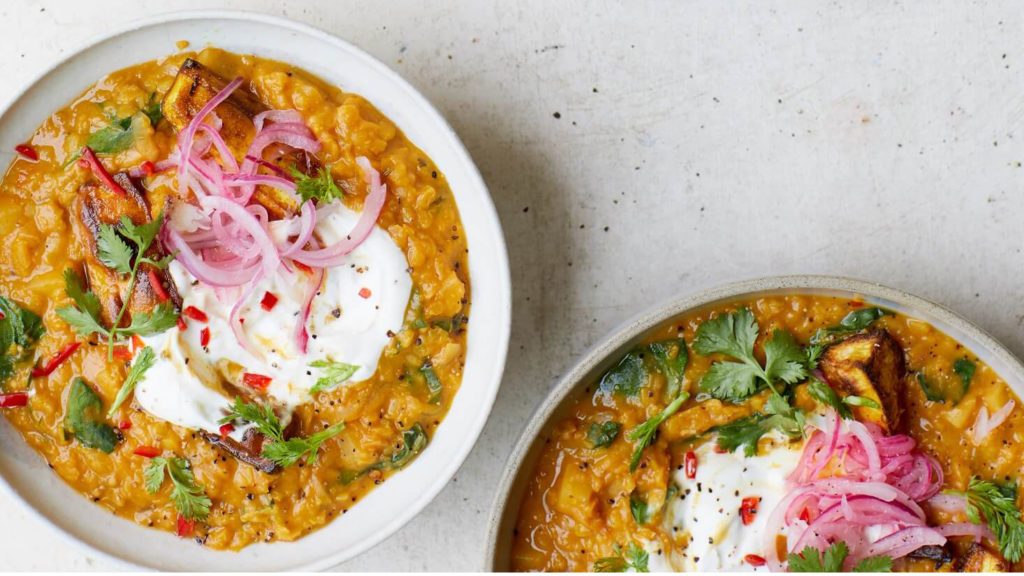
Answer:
[{"xmin": 2, "ymin": 0, "xmax": 1024, "ymax": 570}]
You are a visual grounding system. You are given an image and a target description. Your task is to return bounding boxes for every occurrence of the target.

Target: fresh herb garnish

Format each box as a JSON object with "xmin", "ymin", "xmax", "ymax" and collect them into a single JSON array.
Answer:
[
  {"xmin": 711, "ymin": 395, "xmax": 805, "ymax": 457},
  {"xmin": 219, "ymin": 397, "xmax": 344, "ymax": 467},
  {"xmin": 916, "ymin": 371, "xmax": 954, "ymax": 403},
  {"xmin": 308, "ymin": 360, "xmax": 359, "ymax": 395},
  {"xmin": 0, "ymin": 296, "xmax": 44, "ymax": 388},
  {"xmin": 947, "ymin": 476, "xmax": 1024, "ymax": 562},
  {"xmin": 693, "ymin": 308, "xmax": 807, "ymax": 402},
  {"xmin": 954, "ymin": 358, "xmax": 976, "ymax": 397},
  {"xmin": 646, "ymin": 338, "xmax": 688, "ymax": 398},
  {"xmin": 594, "ymin": 542, "xmax": 649, "ymax": 573},
  {"xmin": 420, "ymin": 362, "xmax": 443, "ymax": 404},
  {"xmin": 629, "ymin": 492, "xmax": 652, "ymax": 525},
  {"xmin": 106, "ymin": 346, "xmax": 155, "ymax": 417},
  {"xmin": 86, "ymin": 115, "xmax": 136, "ymax": 155},
  {"xmin": 64, "ymin": 378, "xmax": 119, "ymax": 453},
  {"xmin": 141, "ymin": 92, "xmax": 163, "ymax": 127},
  {"xmin": 290, "ymin": 165, "xmax": 344, "ymax": 204},
  {"xmin": 810, "ymin": 307, "xmax": 892, "ymax": 345},
  {"xmin": 56, "ymin": 213, "xmax": 178, "ymax": 360},
  {"xmin": 144, "ymin": 456, "xmax": 212, "ymax": 522},
  {"xmin": 788, "ymin": 541, "xmax": 893, "ymax": 572},
  {"xmin": 339, "ymin": 423, "xmax": 428, "ymax": 484},
  {"xmin": 808, "ymin": 378, "xmax": 853, "ymax": 419},
  {"xmin": 587, "ymin": 421, "xmax": 621, "ymax": 448},
  {"xmin": 626, "ymin": 393, "xmax": 688, "ymax": 472},
  {"xmin": 598, "ymin": 351, "xmax": 645, "ymax": 398},
  {"xmin": 262, "ymin": 421, "xmax": 345, "ymax": 467},
  {"xmin": 843, "ymin": 395, "xmax": 881, "ymax": 409}
]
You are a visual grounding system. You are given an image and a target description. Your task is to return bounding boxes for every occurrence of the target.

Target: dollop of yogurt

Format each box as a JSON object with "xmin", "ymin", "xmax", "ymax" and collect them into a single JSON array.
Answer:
[
  {"xmin": 662, "ymin": 438, "xmax": 803, "ymax": 571},
  {"xmin": 135, "ymin": 202, "xmax": 412, "ymax": 435}
]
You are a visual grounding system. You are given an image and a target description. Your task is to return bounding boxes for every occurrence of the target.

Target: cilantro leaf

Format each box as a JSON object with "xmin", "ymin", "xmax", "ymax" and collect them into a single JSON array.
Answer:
[
  {"xmin": 119, "ymin": 302, "xmax": 179, "ymax": 336},
  {"xmin": 56, "ymin": 305, "xmax": 108, "ymax": 339},
  {"xmin": 694, "ymin": 309, "xmax": 806, "ymax": 402},
  {"xmin": 106, "ymin": 346, "xmax": 155, "ymax": 417},
  {"xmin": 763, "ymin": 392, "xmax": 806, "ymax": 438},
  {"xmin": 788, "ymin": 541, "xmax": 892, "ymax": 572},
  {"xmin": 949, "ymin": 476, "xmax": 1024, "ymax": 561},
  {"xmin": 219, "ymin": 396, "xmax": 284, "ymax": 441},
  {"xmin": 145, "ymin": 456, "xmax": 211, "ymax": 521},
  {"xmin": 599, "ymin": 351, "xmax": 645, "ymax": 398},
  {"xmin": 290, "ymin": 165, "xmax": 344, "ymax": 204},
  {"xmin": 261, "ymin": 421, "xmax": 345, "ymax": 467},
  {"xmin": 64, "ymin": 378, "xmax": 119, "ymax": 453},
  {"xmin": 97, "ymin": 225, "xmax": 133, "ymax": 274},
  {"xmin": 699, "ymin": 361, "xmax": 762, "ymax": 402},
  {"xmin": 853, "ymin": 555, "xmax": 894, "ymax": 572},
  {"xmin": 693, "ymin": 307, "xmax": 759, "ymax": 360},
  {"xmin": 308, "ymin": 360, "xmax": 359, "ymax": 395},
  {"xmin": 626, "ymin": 393, "xmax": 688, "ymax": 472},
  {"xmin": 711, "ymin": 414, "xmax": 771, "ymax": 457},
  {"xmin": 588, "ymin": 421, "xmax": 621, "ymax": 448},
  {"xmin": 763, "ymin": 329, "xmax": 808, "ymax": 385},
  {"xmin": 61, "ymin": 269, "xmax": 102, "ymax": 321},
  {"xmin": 594, "ymin": 542, "xmax": 649, "ymax": 573},
  {"xmin": 86, "ymin": 115, "xmax": 135, "ymax": 155}
]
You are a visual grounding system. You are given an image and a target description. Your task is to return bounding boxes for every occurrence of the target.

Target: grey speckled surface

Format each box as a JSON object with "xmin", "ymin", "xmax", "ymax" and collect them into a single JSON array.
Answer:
[{"xmin": 3, "ymin": 0, "xmax": 1024, "ymax": 570}]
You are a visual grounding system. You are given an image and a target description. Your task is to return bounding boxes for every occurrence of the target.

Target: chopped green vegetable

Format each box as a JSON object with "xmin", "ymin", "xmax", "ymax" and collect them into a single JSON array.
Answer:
[
  {"xmin": 144, "ymin": 456, "xmax": 211, "ymax": 521},
  {"xmin": 219, "ymin": 397, "xmax": 282, "ymax": 440},
  {"xmin": 810, "ymin": 307, "xmax": 892, "ymax": 345},
  {"xmin": 807, "ymin": 378, "xmax": 853, "ymax": 419},
  {"xmin": 947, "ymin": 476, "xmax": 1024, "ymax": 561},
  {"xmin": 626, "ymin": 393, "xmax": 688, "ymax": 471},
  {"xmin": 843, "ymin": 395, "xmax": 881, "ymax": 409},
  {"xmin": 594, "ymin": 542, "xmax": 649, "ymax": 573},
  {"xmin": 916, "ymin": 372, "xmax": 947, "ymax": 403},
  {"xmin": 954, "ymin": 358, "xmax": 976, "ymax": 397},
  {"xmin": 629, "ymin": 492, "xmax": 651, "ymax": 525},
  {"xmin": 308, "ymin": 360, "xmax": 359, "ymax": 394},
  {"xmin": 711, "ymin": 414, "xmax": 772, "ymax": 457},
  {"xmin": 64, "ymin": 378, "xmax": 119, "ymax": 453},
  {"xmin": 788, "ymin": 541, "xmax": 892, "ymax": 572},
  {"xmin": 598, "ymin": 351, "xmax": 645, "ymax": 398},
  {"xmin": 694, "ymin": 309, "xmax": 807, "ymax": 402},
  {"xmin": 339, "ymin": 423, "xmax": 429, "ymax": 484},
  {"xmin": 141, "ymin": 92, "xmax": 162, "ymax": 127},
  {"xmin": 106, "ymin": 346, "xmax": 155, "ymax": 417},
  {"xmin": 587, "ymin": 421, "xmax": 621, "ymax": 449},
  {"xmin": 420, "ymin": 362, "xmax": 443, "ymax": 404},
  {"xmin": 646, "ymin": 338, "xmax": 688, "ymax": 398},
  {"xmin": 56, "ymin": 213, "xmax": 178, "ymax": 360},
  {"xmin": 0, "ymin": 296, "xmax": 44, "ymax": 388},
  {"xmin": 290, "ymin": 165, "xmax": 344, "ymax": 204}
]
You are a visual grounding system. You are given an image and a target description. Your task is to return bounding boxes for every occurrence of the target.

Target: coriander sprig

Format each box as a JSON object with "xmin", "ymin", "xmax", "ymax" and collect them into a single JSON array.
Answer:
[
  {"xmin": 947, "ymin": 476, "xmax": 1024, "ymax": 562},
  {"xmin": 219, "ymin": 397, "xmax": 344, "ymax": 468},
  {"xmin": 290, "ymin": 164, "xmax": 345, "ymax": 204},
  {"xmin": 788, "ymin": 541, "xmax": 893, "ymax": 572},
  {"xmin": 626, "ymin": 393, "xmax": 688, "ymax": 472},
  {"xmin": 144, "ymin": 456, "xmax": 211, "ymax": 522},
  {"xmin": 106, "ymin": 346, "xmax": 155, "ymax": 417},
  {"xmin": 593, "ymin": 542, "xmax": 649, "ymax": 573},
  {"xmin": 693, "ymin": 307, "xmax": 807, "ymax": 402},
  {"xmin": 56, "ymin": 213, "xmax": 178, "ymax": 360}
]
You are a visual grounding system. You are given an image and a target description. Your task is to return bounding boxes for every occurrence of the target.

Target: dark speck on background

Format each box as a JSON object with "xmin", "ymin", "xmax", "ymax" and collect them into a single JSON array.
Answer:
[{"xmin": 553, "ymin": 112, "xmax": 561, "ymax": 119}]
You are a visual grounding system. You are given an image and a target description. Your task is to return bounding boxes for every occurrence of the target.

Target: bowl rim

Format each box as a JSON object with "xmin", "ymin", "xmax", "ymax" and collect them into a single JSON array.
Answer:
[
  {"xmin": 483, "ymin": 274, "xmax": 1024, "ymax": 570},
  {"xmin": 0, "ymin": 8, "xmax": 511, "ymax": 571}
]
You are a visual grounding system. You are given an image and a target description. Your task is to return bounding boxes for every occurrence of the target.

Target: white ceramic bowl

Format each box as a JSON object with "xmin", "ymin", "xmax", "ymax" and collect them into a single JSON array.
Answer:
[
  {"xmin": 0, "ymin": 11, "xmax": 511, "ymax": 571},
  {"xmin": 484, "ymin": 276, "xmax": 1024, "ymax": 570}
]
